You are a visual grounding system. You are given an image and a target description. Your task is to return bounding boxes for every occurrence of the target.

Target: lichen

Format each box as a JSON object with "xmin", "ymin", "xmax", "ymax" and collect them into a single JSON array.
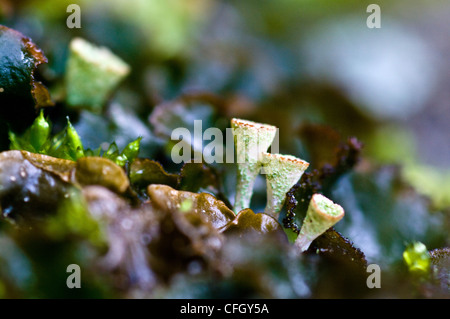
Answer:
[
  {"xmin": 231, "ymin": 118, "xmax": 277, "ymax": 213},
  {"xmin": 65, "ymin": 37, "xmax": 130, "ymax": 111},
  {"xmin": 294, "ymin": 193, "xmax": 345, "ymax": 253},
  {"xmin": 262, "ymin": 152, "xmax": 309, "ymax": 218}
]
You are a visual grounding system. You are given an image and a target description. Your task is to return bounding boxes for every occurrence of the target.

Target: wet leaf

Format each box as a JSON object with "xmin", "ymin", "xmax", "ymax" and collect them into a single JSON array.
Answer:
[
  {"xmin": 131, "ymin": 158, "xmax": 177, "ymax": 183},
  {"xmin": 304, "ymin": 228, "xmax": 370, "ymax": 298},
  {"xmin": 130, "ymin": 160, "xmax": 229, "ymax": 205},
  {"xmin": 177, "ymin": 162, "xmax": 231, "ymax": 206},
  {"xmin": 130, "ymin": 158, "xmax": 178, "ymax": 193},
  {"xmin": 147, "ymin": 184, "xmax": 234, "ymax": 229},
  {"xmin": 0, "ymin": 150, "xmax": 73, "ymax": 222},
  {"xmin": 75, "ymin": 157, "xmax": 129, "ymax": 194},
  {"xmin": 307, "ymin": 228, "xmax": 367, "ymax": 269},
  {"xmin": 20, "ymin": 150, "xmax": 76, "ymax": 182},
  {"xmin": 81, "ymin": 185, "xmax": 157, "ymax": 290},
  {"xmin": 0, "ymin": 25, "xmax": 53, "ymax": 109},
  {"xmin": 0, "ymin": 25, "xmax": 54, "ymax": 149},
  {"xmin": 178, "ymin": 162, "xmax": 220, "ymax": 193},
  {"xmin": 220, "ymin": 209, "xmax": 285, "ymax": 239},
  {"xmin": 147, "ymin": 204, "xmax": 224, "ymax": 283},
  {"xmin": 87, "ymin": 184, "xmax": 225, "ymax": 285}
]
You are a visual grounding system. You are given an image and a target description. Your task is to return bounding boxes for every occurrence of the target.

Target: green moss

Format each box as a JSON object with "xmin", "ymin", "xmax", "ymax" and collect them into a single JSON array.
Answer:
[
  {"xmin": 403, "ymin": 241, "xmax": 431, "ymax": 275},
  {"xmin": 179, "ymin": 198, "xmax": 194, "ymax": 213},
  {"xmin": 9, "ymin": 111, "xmax": 141, "ymax": 167},
  {"xmin": 44, "ymin": 188, "xmax": 106, "ymax": 247},
  {"xmin": 100, "ymin": 137, "xmax": 142, "ymax": 167},
  {"xmin": 9, "ymin": 111, "xmax": 85, "ymax": 161}
]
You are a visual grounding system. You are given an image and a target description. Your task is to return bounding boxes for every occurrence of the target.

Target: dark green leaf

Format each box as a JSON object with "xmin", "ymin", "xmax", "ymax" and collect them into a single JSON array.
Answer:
[
  {"xmin": 220, "ymin": 208, "xmax": 286, "ymax": 239},
  {"xmin": 147, "ymin": 184, "xmax": 235, "ymax": 229},
  {"xmin": 130, "ymin": 158, "xmax": 179, "ymax": 192},
  {"xmin": 74, "ymin": 157, "xmax": 129, "ymax": 194},
  {"xmin": 0, "ymin": 25, "xmax": 53, "ymax": 109},
  {"xmin": 0, "ymin": 150, "xmax": 73, "ymax": 223}
]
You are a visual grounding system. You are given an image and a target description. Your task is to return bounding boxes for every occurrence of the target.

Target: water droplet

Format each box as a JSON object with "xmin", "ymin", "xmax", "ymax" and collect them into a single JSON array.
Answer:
[
  {"xmin": 141, "ymin": 234, "xmax": 151, "ymax": 245},
  {"xmin": 187, "ymin": 261, "xmax": 202, "ymax": 275},
  {"xmin": 23, "ymin": 196, "xmax": 30, "ymax": 203},
  {"xmin": 9, "ymin": 176, "xmax": 16, "ymax": 182},
  {"xmin": 2, "ymin": 206, "xmax": 13, "ymax": 217},
  {"xmin": 19, "ymin": 167, "xmax": 27, "ymax": 178},
  {"xmin": 121, "ymin": 218, "xmax": 133, "ymax": 230}
]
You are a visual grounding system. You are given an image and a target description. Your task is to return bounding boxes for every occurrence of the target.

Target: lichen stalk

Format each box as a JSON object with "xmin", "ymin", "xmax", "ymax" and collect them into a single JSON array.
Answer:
[
  {"xmin": 231, "ymin": 118, "xmax": 277, "ymax": 213},
  {"xmin": 294, "ymin": 193, "xmax": 344, "ymax": 253},
  {"xmin": 262, "ymin": 152, "xmax": 309, "ymax": 218}
]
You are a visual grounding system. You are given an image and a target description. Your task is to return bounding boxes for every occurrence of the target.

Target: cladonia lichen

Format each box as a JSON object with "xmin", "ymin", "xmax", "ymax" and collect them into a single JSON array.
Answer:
[
  {"xmin": 262, "ymin": 152, "xmax": 309, "ymax": 218},
  {"xmin": 65, "ymin": 37, "xmax": 130, "ymax": 112},
  {"xmin": 294, "ymin": 193, "xmax": 345, "ymax": 253},
  {"xmin": 231, "ymin": 118, "xmax": 277, "ymax": 213}
]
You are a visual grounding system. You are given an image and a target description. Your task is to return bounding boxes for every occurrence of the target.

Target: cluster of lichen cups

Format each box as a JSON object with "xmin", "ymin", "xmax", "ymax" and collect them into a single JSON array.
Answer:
[{"xmin": 231, "ymin": 118, "xmax": 345, "ymax": 254}]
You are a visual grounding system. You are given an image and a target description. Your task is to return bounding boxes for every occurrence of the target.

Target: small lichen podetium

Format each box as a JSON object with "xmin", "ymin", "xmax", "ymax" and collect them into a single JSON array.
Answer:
[
  {"xmin": 231, "ymin": 118, "xmax": 277, "ymax": 214},
  {"xmin": 261, "ymin": 152, "xmax": 309, "ymax": 218},
  {"xmin": 65, "ymin": 37, "xmax": 130, "ymax": 112},
  {"xmin": 294, "ymin": 193, "xmax": 345, "ymax": 253}
]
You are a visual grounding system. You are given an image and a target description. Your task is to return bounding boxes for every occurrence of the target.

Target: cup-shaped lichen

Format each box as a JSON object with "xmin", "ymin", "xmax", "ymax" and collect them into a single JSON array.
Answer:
[
  {"xmin": 65, "ymin": 37, "xmax": 130, "ymax": 112},
  {"xmin": 295, "ymin": 193, "xmax": 344, "ymax": 253},
  {"xmin": 231, "ymin": 118, "xmax": 277, "ymax": 213},
  {"xmin": 262, "ymin": 152, "xmax": 309, "ymax": 218}
]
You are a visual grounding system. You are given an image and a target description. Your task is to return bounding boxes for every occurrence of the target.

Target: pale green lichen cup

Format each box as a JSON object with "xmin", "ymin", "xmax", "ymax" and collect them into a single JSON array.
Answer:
[
  {"xmin": 231, "ymin": 118, "xmax": 277, "ymax": 213},
  {"xmin": 295, "ymin": 193, "xmax": 345, "ymax": 253},
  {"xmin": 261, "ymin": 152, "xmax": 309, "ymax": 218},
  {"xmin": 65, "ymin": 37, "xmax": 130, "ymax": 112}
]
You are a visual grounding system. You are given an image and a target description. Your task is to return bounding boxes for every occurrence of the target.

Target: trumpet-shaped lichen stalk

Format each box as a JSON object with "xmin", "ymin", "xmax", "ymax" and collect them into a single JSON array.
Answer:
[
  {"xmin": 65, "ymin": 37, "xmax": 130, "ymax": 112},
  {"xmin": 262, "ymin": 152, "xmax": 309, "ymax": 218},
  {"xmin": 295, "ymin": 193, "xmax": 344, "ymax": 253},
  {"xmin": 231, "ymin": 118, "xmax": 277, "ymax": 213}
]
